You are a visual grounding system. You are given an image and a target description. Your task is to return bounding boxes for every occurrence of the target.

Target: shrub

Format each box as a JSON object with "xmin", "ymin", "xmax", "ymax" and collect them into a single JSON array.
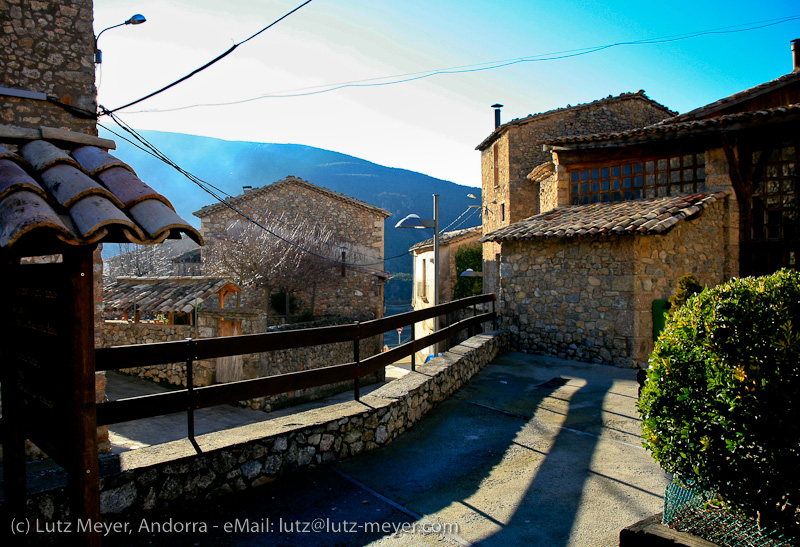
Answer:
[
  {"xmin": 453, "ymin": 243, "xmax": 482, "ymax": 299},
  {"xmin": 639, "ymin": 269, "xmax": 800, "ymax": 534},
  {"xmin": 667, "ymin": 273, "xmax": 703, "ymax": 314}
]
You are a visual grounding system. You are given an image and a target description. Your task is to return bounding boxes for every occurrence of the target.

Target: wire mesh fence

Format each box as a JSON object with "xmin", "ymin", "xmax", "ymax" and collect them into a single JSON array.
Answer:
[{"xmin": 663, "ymin": 481, "xmax": 796, "ymax": 547}]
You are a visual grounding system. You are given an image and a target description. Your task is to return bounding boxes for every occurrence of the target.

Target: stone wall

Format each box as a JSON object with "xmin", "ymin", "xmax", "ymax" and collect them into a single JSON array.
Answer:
[
  {"xmin": 498, "ymin": 196, "xmax": 735, "ymax": 368},
  {"xmin": 11, "ymin": 332, "xmax": 508, "ymax": 525},
  {"xmin": 630, "ymin": 194, "xmax": 737, "ymax": 365},
  {"xmin": 500, "ymin": 236, "xmax": 636, "ymax": 367},
  {"xmin": 0, "ymin": 0, "xmax": 97, "ymax": 134}
]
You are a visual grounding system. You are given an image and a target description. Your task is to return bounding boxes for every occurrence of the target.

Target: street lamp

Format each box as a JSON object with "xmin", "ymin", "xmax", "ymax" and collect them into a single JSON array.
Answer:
[
  {"xmin": 395, "ymin": 194, "xmax": 440, "ymax": 354},
  {"xmin": 94, "ymin": 14, "xmax": 147, "ymax": 64}
]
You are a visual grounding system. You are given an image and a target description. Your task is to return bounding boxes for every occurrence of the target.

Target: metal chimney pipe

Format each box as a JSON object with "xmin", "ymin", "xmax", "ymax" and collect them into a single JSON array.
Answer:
[
  {"xmin": 793, "ymin": 39, "xmax": 800, "ymax": 72},
  {"xmin": 491, "ymin": 103, "xmax": 503, "ymax": 129}
]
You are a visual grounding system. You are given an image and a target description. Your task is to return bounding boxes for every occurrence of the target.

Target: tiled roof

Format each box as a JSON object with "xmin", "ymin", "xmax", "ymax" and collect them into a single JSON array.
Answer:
[
  {"xmin": 546, "ymin": 104, "xmax": 800, "ymax": 147},
  {"xmin": 527, "ymin": 162, "xmax": 555, "ymax": 183},
  {"xmin": 410, "ymin": 226, "xmax": 481, "ymax": 252},
  {"xmin": 0, "ymin": 126, "xmax": 203, "ymax": 253},
  {"xmin": 476, "ymin": 91, "xmax": 676, "ymax": 150},
  {"xmin": 480, "ymin": 192, "xmax": 728, "ymax": 242},
  {"xmin": 193, "ymin": 176, "xmax": 391, "ymax": 219},
  {"xmin": 665, "ymin": 70, "xmax": 800, "ymax": 123},
  {"xmin": 104, "ymin": 276, "xmax": 240, "ymax": 314}
]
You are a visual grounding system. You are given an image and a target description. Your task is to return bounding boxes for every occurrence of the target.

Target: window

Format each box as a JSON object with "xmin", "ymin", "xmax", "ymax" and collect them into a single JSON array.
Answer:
[
  {"xmin": 568, "ymin": 153, "xmax": 706, "ymax": 205},
  {"xmin": 500, "ymin": 203, "xmax": 505, "ymax": 222},
  {"xmin": 749, "ymin": 145, "xmax": 797, "ymax": 242}
]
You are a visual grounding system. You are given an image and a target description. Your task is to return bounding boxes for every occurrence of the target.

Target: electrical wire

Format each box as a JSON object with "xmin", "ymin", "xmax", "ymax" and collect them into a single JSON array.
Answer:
[
  {"xmin": 123, "ymin": 14, "xmax": 800, "ymax": 113},
  {"xmin": 103, "ymin": 0, "xmax": 315, "ymax": 115},
  {"xmin": 99, "ymin": 115, "xmax": 413, "ymax": 268},
  {"xmin": 439, "ymin": 205, "xmax": 481, "ymax": 234}
]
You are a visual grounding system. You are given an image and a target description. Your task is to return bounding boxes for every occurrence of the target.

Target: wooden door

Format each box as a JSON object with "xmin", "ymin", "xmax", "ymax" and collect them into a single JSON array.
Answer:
[{"xmin": 215, "ymin": 319, "xmax": 244, "ymax": 383}]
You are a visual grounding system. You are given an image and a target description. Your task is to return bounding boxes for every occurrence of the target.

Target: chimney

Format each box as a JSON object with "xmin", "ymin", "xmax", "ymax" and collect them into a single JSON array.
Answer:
[
  {"xmin": 242, "ymin": 185, "xmax": 252, "ymax": 193},
  {"xmin": 793, "ymin": 39, "xmax": 800, "ymax": 72},
  {"xmin": 491, "ymin": 103, "xmax": 503, "ymax": 129}
]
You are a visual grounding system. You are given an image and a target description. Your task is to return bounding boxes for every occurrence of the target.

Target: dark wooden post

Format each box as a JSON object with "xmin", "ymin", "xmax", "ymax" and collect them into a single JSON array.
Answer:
[
  {"xmin": 0, "ymin": 255, "xmax": 27, "ymax": 527},
  {"xmin": 65, "ymin": 249, "xmax": 101, "ymax": 542},
  {"xmin": 353, "ymin": 321, "xmax": 361, "ymax": 400}
]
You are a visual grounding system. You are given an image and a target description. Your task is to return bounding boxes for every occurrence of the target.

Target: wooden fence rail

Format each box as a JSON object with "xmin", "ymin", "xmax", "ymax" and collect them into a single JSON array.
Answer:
[{"xmin": 95, "ymin": 295, "xmax": 497, "ymax": 446}]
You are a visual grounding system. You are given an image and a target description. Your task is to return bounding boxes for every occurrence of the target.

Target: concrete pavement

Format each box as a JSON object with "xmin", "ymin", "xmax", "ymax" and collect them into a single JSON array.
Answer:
[{"xmin": 105, "ymin": 352, "xmax": 668, "ymax": 547}]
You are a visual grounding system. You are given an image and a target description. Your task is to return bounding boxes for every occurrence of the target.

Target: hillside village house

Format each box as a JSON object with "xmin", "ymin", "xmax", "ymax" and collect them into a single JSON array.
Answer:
[
  {"xmin": 481, "ymin": 41, "xmax": 800, "ymax": 369},
  {"xmin": 477, "ymin": 91, "xmax": 677, "ymax": 296},
  {"xmin": 194, "ymin": 176, "xmax": 391, "ymax": 320},
  {"xmin": 409, "ymin": 226, "xmax": 481, "ymax": 361},
  {"xmin": 0, "ymin": 0, "xmax": 202, "ymax": 527}
]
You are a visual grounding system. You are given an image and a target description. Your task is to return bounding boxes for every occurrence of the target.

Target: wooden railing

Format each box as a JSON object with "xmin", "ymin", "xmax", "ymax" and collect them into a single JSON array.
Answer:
[{"xmin": 94, "ymin": 294, "xmax": 497, "ymax": 452}]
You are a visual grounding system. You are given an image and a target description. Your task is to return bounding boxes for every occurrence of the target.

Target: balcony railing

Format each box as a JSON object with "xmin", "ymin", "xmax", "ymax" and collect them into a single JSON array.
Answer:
[{"xmin": 94, "ymin": 294, "xmax": 497, "ymax": 452}]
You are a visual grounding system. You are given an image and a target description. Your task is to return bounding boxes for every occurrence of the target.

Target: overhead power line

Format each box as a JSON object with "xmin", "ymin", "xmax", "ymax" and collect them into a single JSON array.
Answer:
[
  {"xmin": 103, "ymin": 0, "xmax": 315, "ymax": 115},
  {"xmin": 123, "ymin": 14, "xmax": 800, "ymax": 114},
  {"xmin": 99, "ymin": 114, "xmax": 412, "ymax": 268}
]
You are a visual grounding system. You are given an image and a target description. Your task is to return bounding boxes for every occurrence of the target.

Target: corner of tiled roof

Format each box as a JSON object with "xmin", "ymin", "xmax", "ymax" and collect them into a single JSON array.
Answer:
[
  {"xmin": 663, "ymin": 70, "xmax": 800, "ymax": 123},
  {"xmin": 0, "ymin": 126, "xmax": 203, "ymax": 253},
  {"xmin": 479, "ymin": 191, "xmax": 729, "ymax": 243},
  {"xmin": 527, "ymin": 162, "xmax": 555, "ymax": 183},
  {"xmin": 409, "ymin": 225, "xmax": 482, "ymax": 252}
]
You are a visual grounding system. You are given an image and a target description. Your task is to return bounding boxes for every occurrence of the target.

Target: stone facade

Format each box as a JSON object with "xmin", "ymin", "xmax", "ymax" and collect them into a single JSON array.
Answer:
[
  {"xmin": 11, "ymin": 332, "xmax": 508, "ymax": 525},
  {"xmin": 498, "ymin": 195, "xmax": 737, "ymax": 368},
  {"xmin": 478, "ymin": 93, "xmax": 676, "ymax": 295},
  {"xmin": 0, "ymin": 0, "xmax": 97, "ymax": 134},
  {"xmin": 195, "ymin": 177, "xmax": 389, "ymax": 319}
]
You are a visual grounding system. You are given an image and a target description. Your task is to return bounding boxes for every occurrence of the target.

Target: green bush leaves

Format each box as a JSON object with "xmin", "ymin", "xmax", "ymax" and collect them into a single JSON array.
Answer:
[{"xmin": 639, "ymin": 269, "xmax": 800, "ymax": 534}]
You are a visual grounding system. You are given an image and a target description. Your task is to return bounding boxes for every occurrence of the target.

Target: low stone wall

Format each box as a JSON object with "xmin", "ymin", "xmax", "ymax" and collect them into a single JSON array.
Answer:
[{"xmin": 12, "ymin": 331, "xmax": 508, "ymax": 524}]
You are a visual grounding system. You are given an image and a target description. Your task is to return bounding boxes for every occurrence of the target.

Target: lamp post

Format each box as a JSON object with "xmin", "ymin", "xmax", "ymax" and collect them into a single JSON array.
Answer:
[
  {"xmin": 395, "ymin": 194, "xmax": 440, "ymax": 355},
  {"xmin": 94, "ymin": 14, "xmax": 146, "ymax": 64}
]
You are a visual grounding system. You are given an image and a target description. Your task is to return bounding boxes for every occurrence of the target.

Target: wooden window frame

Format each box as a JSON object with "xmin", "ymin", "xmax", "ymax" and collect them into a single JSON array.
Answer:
[{"xmin": 568, "ymin": 153, "xmax": 706, "ymax": 205}]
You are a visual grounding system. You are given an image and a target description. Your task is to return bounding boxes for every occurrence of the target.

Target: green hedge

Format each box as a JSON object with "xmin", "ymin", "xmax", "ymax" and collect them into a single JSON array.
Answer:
[{"xmin": 639, "ymin": 269, "xmax": 800, "ymax": 534}]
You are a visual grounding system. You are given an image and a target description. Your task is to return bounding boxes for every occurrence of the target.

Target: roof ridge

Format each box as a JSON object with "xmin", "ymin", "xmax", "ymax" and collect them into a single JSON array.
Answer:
[
  {"xmin": 194, "ymin": 176, "xmax": 390, "ymax": 218},
  {"xmin": 476, "ymin": 91, "xmax": 676, "ymax": 150}
]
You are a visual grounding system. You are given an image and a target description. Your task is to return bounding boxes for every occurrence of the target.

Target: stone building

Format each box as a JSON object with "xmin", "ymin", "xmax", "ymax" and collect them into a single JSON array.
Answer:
[
  {"xmin": 476, "ymin": 92, "xmax": 676, "ymax": 295},
  {"xmin": 409, "ymin": 226, "xmax": 481, "ymax": 361},
  {"xmin": 0, "ymin": 0, "xmax": 201, "ymax": 497},
  {"xmin": 482, "ymin": 42, "xmax": 800, "ymax": 368},
  {"xmin": 194, "ymin": 176, "xmax": 391, "ymax": 320}
]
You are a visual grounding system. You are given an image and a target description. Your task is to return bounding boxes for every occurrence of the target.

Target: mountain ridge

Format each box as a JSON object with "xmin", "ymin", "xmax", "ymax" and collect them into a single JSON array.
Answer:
[{"xmin": 100, "ymin": 129, "xmax": 482, "ymax": 275}]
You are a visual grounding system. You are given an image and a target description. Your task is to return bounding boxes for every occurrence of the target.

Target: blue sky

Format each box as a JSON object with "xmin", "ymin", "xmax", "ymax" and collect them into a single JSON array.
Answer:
[{"xmin": 93, "ymin": 0, "xmax": 800, "ymax": 187}]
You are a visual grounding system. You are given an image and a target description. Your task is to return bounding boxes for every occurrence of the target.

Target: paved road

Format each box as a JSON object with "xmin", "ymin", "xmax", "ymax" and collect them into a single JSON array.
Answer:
[{"xmin": 104, "ymin": 352, "xmax": 668, "ymax": 547}]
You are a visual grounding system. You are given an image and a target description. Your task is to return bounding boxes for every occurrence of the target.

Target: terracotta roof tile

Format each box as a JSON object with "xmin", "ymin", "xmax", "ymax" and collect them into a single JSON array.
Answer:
[
  {"xmin": 665, "ymin": 70, "xmax": 800, "ymax": 123},
  {"xmin": 480, "ymin": 191, "xmax": 729, "ymax": 242},
  {"xmin": 0, "ymin": 128, "xmax": 203, "ymax": 252},
  {"xmin": 547, "ymin": 104, "xmax": 800, "ymax": 147},
  {"xmin": 104, "ymin": 276, "xmax": 240, "ymax": 314}
]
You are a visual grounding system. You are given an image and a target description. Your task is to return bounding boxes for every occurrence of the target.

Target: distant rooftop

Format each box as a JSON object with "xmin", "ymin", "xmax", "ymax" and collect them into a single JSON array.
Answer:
[
  {"xmin": 193, "ymin": 176, "xmax": 391, "ymax": 219},
  {"xmin": 476, "ymin": 91, "xmax": 676, "ymax": 151}
]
